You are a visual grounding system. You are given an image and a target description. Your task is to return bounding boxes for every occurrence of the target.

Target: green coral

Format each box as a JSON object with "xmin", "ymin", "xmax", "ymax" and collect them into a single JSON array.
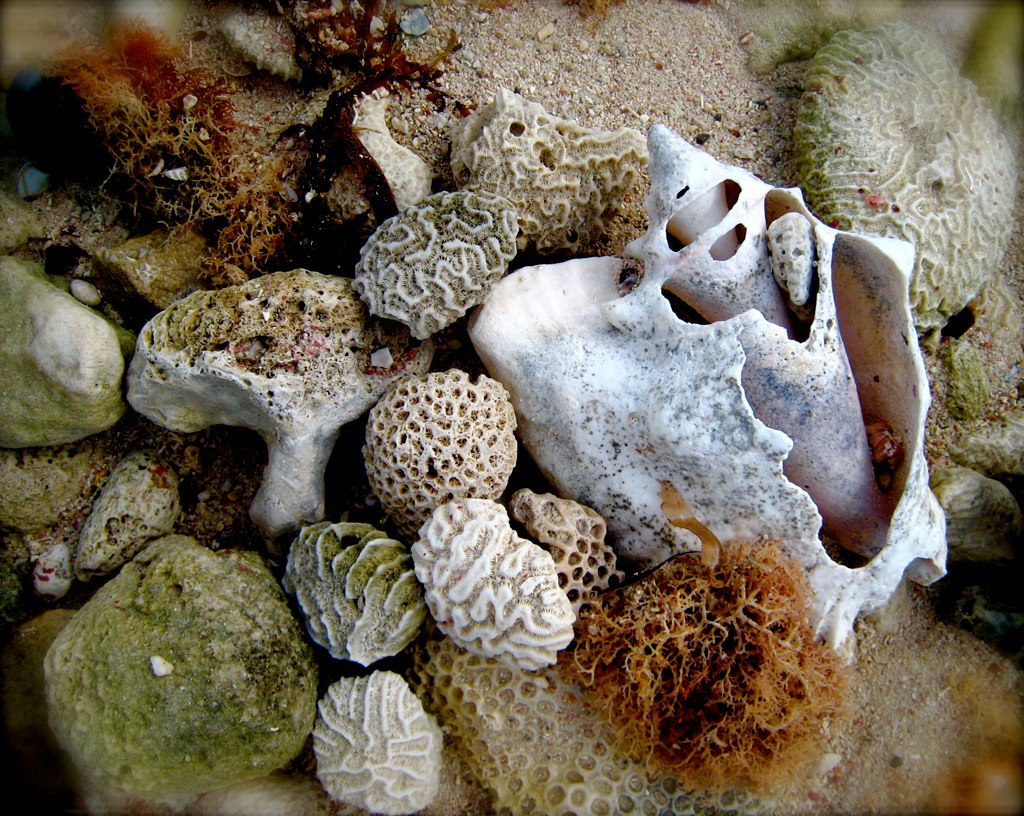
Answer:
[
  {"xmin": 44, "ymin": 535, "xmax": 317, "ymax": 802},
  {"xmin": 793, "ymin": 23, "xmax": 1018, "ymax": 332},
  {"xmin": 939, "ymin": 339, "xmax": 991, "ymax": 422},
  {"xmin": 283, "ymin": 521, "xmax": 426, "ymax": 666}
]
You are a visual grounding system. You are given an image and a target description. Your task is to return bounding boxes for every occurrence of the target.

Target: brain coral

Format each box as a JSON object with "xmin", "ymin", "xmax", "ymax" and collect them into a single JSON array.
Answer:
[
  {"xmin": 313, "ymin": 671, "xmax": 442, "ymax": 815},
  {"xmin": 44, "ymin": 535, "xmax": 318, "ymax": 801},
  {"xmin": 508, "ymin": 489, "xmax": 623, "ymax": 615},
  {"xmin": 283, "ymin": 521, "xmax": 426, "ymax": 665},
  {"xmin": 793, "ymin": 23, "xmax": 1018, "ymax": 331},
  {"xmin": 410, "ymin": 627, "xmax": 765, "ymax": 816},
  {"xmin": 363, "ymin": 369, "xmax": 517, "ymax": 540},
  {"xmin": 451, "ymin": 88, "xmax": 647, "ymax": 254},
  {"xmin": 412, "ymin": 498, "xmax": 574, "ymax": 671},
  {"xmin": 352, "ymin": 190, "xmax": 519, "ymax": 340}
]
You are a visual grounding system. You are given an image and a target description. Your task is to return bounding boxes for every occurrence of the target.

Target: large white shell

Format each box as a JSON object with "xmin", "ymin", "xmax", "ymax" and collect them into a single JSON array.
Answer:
[{"xmin": 469, "ymin": 126, "xmax": 946, "ymax": 652}]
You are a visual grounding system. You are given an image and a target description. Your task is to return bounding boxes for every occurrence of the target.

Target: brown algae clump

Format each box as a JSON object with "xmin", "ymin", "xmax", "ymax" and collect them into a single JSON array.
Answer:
[{"xmin": 565, "ymin": 541, "xmax": 847, "ymax": 792}]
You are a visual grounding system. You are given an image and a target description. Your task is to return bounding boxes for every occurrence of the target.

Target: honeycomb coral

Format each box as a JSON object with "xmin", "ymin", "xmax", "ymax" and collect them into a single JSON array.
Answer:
[
  {"xmin": 793, "ymin": 23, "xmax": 1018, "ymax": 331},
  {"xmin": 363, "ymin": 369, "xmax": 517, "ymax": 540},
  {"xmin": 412, "ymin": 499, "xmax": 575, "ymax": 671},
  {"xmin": 313, "ymin": 671, "xmax": 442, "ymax": 815},
  {"xmin": 352, "ymin": 190, "xmax": 518, "ymax": 340},
  {"xmin": 508, "ymin": 489, "xmax": 623, "ymax": 615},
  {"xmin": 283, "ymin": 521, "xmax": 426, "ymax": 666},
  {"xmin": 566, "ymin": 542, "xmax": 847, "ymax": 793},
  {"xmin": 451, "ymin": 89, "xmax": 647, "ymax": 254},
  {"xmin": 410, "ymin": 628, "xmax": 765, "ymax": 816}
]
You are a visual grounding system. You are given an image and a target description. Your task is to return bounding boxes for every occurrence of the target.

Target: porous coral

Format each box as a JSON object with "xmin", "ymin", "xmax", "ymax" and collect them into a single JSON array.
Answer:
[
  {"xmin": 352, "ymin": 190, "xmax": 518, "ymax": 339},
  {"xmin": 451, "ymin": 89, "xmax": 647, "ymax": 254},
  {"xmin": 313, "ymin": 671, "xmax": 442, "ymax": 815},
  {"xmin": 283, "ymin": 521, "xmax": 426, "ymax": 665},
  {"xmin": 412, "ymin": 499, "xmax": 575, "ymax": 671},
  {"xmin": 565, "ymin": 541, "xmax": 847, "ymax": 792},
  {"xmin": 410, "ymin": 627, "xmax": 765, "ymax": 816},
  {"xmin": 508, "ymin": 488, "xmax": 623, "ymax": 615},
  {"xmin": 363, "ymin": 369, "xmax": 517, "ymax": 539},
  {"xmin": 793, "ymin": 23, "xmax": 1018, "ymax": 332}
]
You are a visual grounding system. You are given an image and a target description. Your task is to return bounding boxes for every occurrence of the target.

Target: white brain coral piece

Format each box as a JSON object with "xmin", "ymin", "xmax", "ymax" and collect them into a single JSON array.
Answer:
[
  {"xmin": 283, "ymin": 521, "xmax": 427, "ymax": 666},
  {"xmin": 412, "ymin": 498, "xmax": 575, "ymax": 671},
  {"xmin": 363, "ymin": 369, "xmax": 517, "ymax": 540},
  {"xmin": 313, "ymin": 671, "xmax": 442, "ymax": 816},
  {"xmin": 354, "ymin": 93, "xmax": 433, "ymax": 212},
  {"xmin": 450, "ymin": 88, "xmax": 648, "ymax": 254},
  {"xmin": 352, "ymin": 190, "xmax": 518, "ymax": 340},
  {"xmin": 508, "ymin": 489, "xmax": 623, "ymax": 615}
]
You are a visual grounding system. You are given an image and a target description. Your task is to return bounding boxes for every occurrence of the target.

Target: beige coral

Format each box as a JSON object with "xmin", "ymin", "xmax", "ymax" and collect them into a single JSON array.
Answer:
[
  {"xmin": 363, "ymin": 369, "xmax": 517, "ymax": 540},
  {"xmin": 508, "ymin": 488, "xmax": 623, "ymax": 615}
]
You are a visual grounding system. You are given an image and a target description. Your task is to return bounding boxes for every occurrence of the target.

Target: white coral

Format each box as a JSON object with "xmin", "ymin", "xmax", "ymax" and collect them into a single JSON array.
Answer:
[
  {"xmin": 354, "ymin": 93, "xmax": 432, "ymax": 212},
  {"xmin": 313, "ymin": 671, "xmax": 442, "ymax": 816},
  {"xmin": 412, "ymin": 499, "xmax": 574, "ymax": 671},
  {"xmin": 352, "ymin": 190, "xmax": 518, "ymax": 340},
  {"xmin": 451, "ymin": 88, "xmax": 647, "ymax": 254}
]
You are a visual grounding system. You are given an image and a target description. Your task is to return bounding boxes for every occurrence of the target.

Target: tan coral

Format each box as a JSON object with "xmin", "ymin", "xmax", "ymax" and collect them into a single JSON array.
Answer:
[
  {"xmin": 451, "ymin": 88, "xmax": 647, "ymax": 254},
  {"xmin": 508, "ymin": 488, "xmax": 623, "ymax": 615},
  {"xmin": 412, "ymin": 499, "xmax": 574, "ymax": 671},
  {"xmin": 363, "ymin": 369, "xmax": 517, "ymax": 540}
]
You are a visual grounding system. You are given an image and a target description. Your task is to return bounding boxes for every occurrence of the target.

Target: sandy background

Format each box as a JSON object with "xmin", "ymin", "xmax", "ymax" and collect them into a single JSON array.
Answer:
[{"xmin": 1, "ymin": 1, "xmax": 1022, "ymax": 814}]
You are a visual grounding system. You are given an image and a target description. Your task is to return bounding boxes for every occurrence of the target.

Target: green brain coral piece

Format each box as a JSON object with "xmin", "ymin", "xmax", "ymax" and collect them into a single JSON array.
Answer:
[
  {"xmin": 284, "ymin": 521, "xmax": 426, "ymax": 666},
  {"xmin": 793, "ymin": 23, "xmax": 1018, "ymax": 332},
  {"xmin": 44, "ymin": 535, "xmax": 317, "ymax": 802}
]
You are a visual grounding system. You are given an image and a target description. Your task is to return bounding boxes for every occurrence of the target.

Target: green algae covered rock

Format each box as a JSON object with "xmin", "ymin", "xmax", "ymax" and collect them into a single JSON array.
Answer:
[
  {"xmin": 939, "ymin": 339, "xmax": 991, "ymax": 422},
  {"xmin": 793, "ymin": 23, "xmax": 1018, "ymax": 332},
  {"xmin": 0, "ymin": 257, "xmax": 135, "ymax": 447},
  {"xmin": 283, "ymin": 521, "xmax": 426, "ymax": 666},
  {"xmin": 44, "ymin": 535, "xmax": 318, "ymax": 802}
]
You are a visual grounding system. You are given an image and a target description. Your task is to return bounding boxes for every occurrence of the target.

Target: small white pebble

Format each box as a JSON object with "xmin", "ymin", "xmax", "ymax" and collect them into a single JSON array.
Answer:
[
  {"xmin": 370, "ymin": 347, "xmax": 394, "ymax": 368},
  {"xmin": 182, "ymin": 93, "xmax": 198, "ymax": 111},
  {"xmin": 536, "ymin": 22, "xmax": 556, "ymax": 43},
  {"xmin": 150, "ymin": 655, "xmax": 174, "ymax": 677},
  {"xmin": 817, "ymin": 752, "xmax": 842, "ymax": 776},
  {"xmin": 70, "ymin": 279, "xmax": 102, "ymax": 306}
]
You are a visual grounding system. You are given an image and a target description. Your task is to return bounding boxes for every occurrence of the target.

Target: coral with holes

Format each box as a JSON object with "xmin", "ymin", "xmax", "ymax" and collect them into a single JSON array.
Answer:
[
  {"xmin": 451, "ymin": 89, "xmax": 647, "ymax": 254},
  {"xmin": 283, "ymin": 521, "xmax": 426, "ymax": 665},
  {"xmin": 410, "ymin": 627, "xmax": 766, "ymax": 816},
  {"xmin": 413, "ymin": 499, "xmax": 575, "ymax": 671},
  {"xmin": 352, "ymin": 190, "xmax": 518, "ymax": 340},
  {"xmin": 508, "ymin": 489, "xmax": 623, "ymax": 615},
  {"xmin": 363, "ymin": 369, "xmax": 516, "ymax": 540},
  {"xmin": 793, "ymin": 23, "xmax": 1018, "ymax": 331},
  {"xmin": 128, "ymin": 269, "xmax": 431, "ymax": 541},
  {"xmin": 313, "ymin": 671, "xmax": 442, "ymax": 815},
  {"xmin": 565, "ymin": 541, "xmax": 847, "ymax": 792}
]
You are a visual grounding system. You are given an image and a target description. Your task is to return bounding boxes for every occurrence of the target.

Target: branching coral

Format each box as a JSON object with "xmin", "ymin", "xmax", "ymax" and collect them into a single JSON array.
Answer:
[{"xmin": 564, "ymin": 540, "xmax": 847, "ymax": 793}]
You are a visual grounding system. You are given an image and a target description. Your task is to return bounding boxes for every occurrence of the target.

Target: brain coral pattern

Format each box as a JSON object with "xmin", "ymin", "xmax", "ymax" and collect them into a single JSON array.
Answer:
[
  {"xmin": 313, "ymin": 671, "xmax": 442, "ymax": 815},
  {"xmin": 451, "ymin": 88, "xmax": 647, "ymax": 254},
  {"xmin": 363, "ymin": 369, "xmax": 517, "ymax": 540},
  {"xmin": 793, "ymin": 23, "xmax": 1018, "ymax": 331},
  {"xmin": 283, "ymin": 521, "xmax": 426, "ymax": 666},
  {"xmin": 508, "ymin": 489, "xmax": 624, "ymax": 615},
  {"xmin": 352, "ymin": 190, "xmax": 518, "ymax": 339},
  {"xmin": 409, "ymin": 628, "xmax": 765, "ymax": 816},
  {"xmin": 412, "ymin": 499, "xmax": 575, "ymax": 671}
]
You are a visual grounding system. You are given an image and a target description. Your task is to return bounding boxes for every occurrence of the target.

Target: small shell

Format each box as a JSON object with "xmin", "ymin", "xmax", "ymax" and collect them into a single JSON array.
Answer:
[{"xmin": 162, "ymin": 167, "xmax": 189, "ymax": 182}]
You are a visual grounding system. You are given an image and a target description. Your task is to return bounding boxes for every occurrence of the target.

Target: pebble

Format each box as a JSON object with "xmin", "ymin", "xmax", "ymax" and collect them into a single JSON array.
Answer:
[
  {"xmin": 70, "ymin": 279, "xmax": 101, "ymax": 306},
  {"xmin": 400, "ymin": 7, "xmax": 431, "ymax": 37}
]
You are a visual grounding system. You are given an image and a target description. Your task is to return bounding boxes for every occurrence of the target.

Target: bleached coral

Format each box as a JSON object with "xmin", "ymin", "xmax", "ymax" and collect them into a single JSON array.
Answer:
[
  {"xmin": 412, "ymin": 499, "xmax": 574, "ymax": 671},
  {"xmin": 352, "ymin": 190, "xmax": 518, "ymax": 340},
  {"xmin": 313, "ymin": 671, "xmax": 442, "ymax": 816},
  {"xmin": 508, "ymin": 488, "xmax": 623, "ymax": 614},
  {"xmin": 363, "ymin": 369, "xmax": 517, "ymax": 540},
  {"xmin": 127, "ymin": 269, "xmax": 431, "ymax": 541},
  {"xmin": 354, "ymin": 92, "xmax": 433, "ymax": 212},
  {"xmin": 450, "ymin": 88, "xmax": 647, "ymax": 254},
  {"xmin": 283, "ymin": 521, "xmax": 426, "ymax": 666}
]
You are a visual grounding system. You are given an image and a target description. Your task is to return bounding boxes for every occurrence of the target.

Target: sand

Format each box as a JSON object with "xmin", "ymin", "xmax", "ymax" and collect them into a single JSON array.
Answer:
[{"xmin": 1, "ymin": 1, "xmax": 1022, "ymax": 814}]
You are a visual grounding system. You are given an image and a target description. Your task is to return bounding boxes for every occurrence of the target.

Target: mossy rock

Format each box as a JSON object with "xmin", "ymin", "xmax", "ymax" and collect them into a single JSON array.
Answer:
[
  {"xmin": 44, "ymin": 535, "xmax": 318, "ymax": 802},
  {"xmin": 939, "ymin": 339, "xmax": 991, "ymax": 422}
]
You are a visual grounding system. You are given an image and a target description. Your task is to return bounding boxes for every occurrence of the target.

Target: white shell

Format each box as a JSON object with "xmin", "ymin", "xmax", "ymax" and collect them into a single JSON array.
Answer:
[
  {"xmin": 313, "ymin": 671, "xmax": 442, "ymax": 815},
  {"xmin": 469, "ymin": 126, "xmax": 946, "ymax": 652}
]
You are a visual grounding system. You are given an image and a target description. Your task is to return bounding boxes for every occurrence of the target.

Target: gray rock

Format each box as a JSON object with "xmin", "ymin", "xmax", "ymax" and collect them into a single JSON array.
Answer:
[
  {"xmin": 952, "ymin": 410, "xmax": 1024, "ymax": 480},
  {"xmin": 931, "ymin": 466, "xmax": 1022, "ymax": 565},
  {"xmin": 0, "ymin": 257, "xmax": 134, "ymax": 448},
  {"xmin": 0, "ymin": 188, "xmax": 44, "ymax": 252},
  {"xmin": 75, "ymin": 450, "xmax": 181, "ymax": 581}
]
